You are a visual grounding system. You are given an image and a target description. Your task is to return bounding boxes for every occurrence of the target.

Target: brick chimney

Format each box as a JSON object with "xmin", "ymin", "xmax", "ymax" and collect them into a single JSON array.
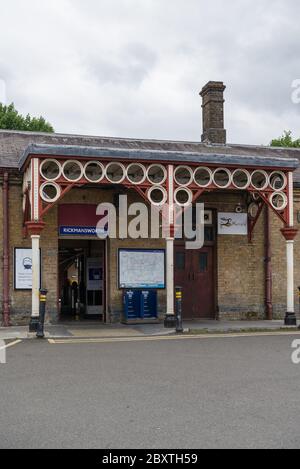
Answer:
[{"xmin": 200, "ymin": 81, "xmax": 226, "ymax": 144}]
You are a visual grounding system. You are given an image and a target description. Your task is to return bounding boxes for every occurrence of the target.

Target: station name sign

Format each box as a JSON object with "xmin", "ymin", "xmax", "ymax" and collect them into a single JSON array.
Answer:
[
  {"xmin": 58, "ymin": 204, "xmax": 107, "ymax": 237},
  {"xmin": 59, "ymin": 226, "xmax": 107, "ymax": 237}
]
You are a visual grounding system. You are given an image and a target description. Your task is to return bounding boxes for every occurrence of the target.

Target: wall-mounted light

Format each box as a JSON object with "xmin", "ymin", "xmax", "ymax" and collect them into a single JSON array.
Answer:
[{"xmin": 235, "ymin": 203, "xmax": 245, "ymax": 214}]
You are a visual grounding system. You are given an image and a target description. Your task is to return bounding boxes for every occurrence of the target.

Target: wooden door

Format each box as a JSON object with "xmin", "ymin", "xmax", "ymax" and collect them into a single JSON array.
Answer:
[{"xmin": 174, "ymin": 245, "xmax": 215, "ymax": 319}]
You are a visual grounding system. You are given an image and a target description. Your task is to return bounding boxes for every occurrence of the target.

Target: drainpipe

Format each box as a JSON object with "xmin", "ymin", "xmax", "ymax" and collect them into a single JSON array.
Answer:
[
  {"xmin": 264, "ymin": 206, "xmax": 273, "ymax": 320},
  {"xmin": 2, "ymin": 172, "xmax": 11, "ymax": 327}
]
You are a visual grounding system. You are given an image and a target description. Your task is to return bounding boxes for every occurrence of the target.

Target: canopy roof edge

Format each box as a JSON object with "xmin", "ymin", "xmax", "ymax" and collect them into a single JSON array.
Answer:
[{"xmin": 19, "ymin": 143, "xmax": 299, "ymax": 172}]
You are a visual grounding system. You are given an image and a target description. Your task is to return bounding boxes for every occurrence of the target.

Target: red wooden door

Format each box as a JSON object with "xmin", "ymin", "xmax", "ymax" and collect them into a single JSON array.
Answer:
[
  {"xmin": 174, "ymin": 247, "xmax": 193, "ymax": 318},
  {"xmin": 174, "ymin": 245, "xmax": 215, "ymax": 319}
]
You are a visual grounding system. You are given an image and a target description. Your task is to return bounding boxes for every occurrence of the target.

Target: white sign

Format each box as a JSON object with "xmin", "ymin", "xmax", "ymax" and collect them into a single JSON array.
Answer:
[
  {"xmin": 218, "ymin": 213, "xmax": 248, "ymax": 236},
  {"xmin": 86, "ymin": 258, "xmax": 103, "ymax": 291},
  {"xmin": 119, "ymin": 249, "xmax": 165, "ymax": 289},
  {"xmin": 14, "ymin": 248, "xmax": 41, "ymax": 290}
]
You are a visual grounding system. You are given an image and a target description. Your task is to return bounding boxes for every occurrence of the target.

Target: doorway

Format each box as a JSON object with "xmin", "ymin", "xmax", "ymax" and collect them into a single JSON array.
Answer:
[
  {"xmin": 174, "ymin": 225, "xmax": 217, "ymax": 320},
  {"xmin": 58, "ymin": 239, "xmax": 105, "ymax": 321}
]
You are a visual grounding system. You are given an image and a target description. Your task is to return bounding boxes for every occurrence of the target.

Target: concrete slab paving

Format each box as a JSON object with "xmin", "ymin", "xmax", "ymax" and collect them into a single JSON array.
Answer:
[
  {"xmin": 0, "ymin": 319, "xmax": 297, "ymax": 340},
  {"xmin": 69, "ymin": 327, "xmax": 144, "ymax": 338}
]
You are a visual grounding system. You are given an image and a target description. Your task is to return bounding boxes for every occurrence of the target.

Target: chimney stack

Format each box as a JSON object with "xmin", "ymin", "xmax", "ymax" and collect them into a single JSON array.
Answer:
[{"xmin": 200, "ymin": 81, "xmax": 226, "ymax": 144}]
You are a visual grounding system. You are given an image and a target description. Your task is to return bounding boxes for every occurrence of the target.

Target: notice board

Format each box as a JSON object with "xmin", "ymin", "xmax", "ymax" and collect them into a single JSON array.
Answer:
[
  {"xmin": 118, "ymin": 249, "xmax": 165, "ymax": 289},
  {"xmin": 14, "ymin": 248, "xmax": 41, "ymax": 290}
]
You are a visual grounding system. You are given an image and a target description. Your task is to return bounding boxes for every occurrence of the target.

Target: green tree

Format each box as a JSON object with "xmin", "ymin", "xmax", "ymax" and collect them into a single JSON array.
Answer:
[
  {"xmin": 271, "ymin": 131, "xmax": 300, "ymax": 148},
  {"xmin": 0, "ymin": 102, "xmax": 54, "ymax": 132}
]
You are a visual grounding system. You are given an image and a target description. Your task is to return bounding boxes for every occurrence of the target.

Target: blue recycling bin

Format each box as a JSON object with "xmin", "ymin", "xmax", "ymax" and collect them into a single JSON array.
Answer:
[
  {"xmin": 123, "ymin": 290, "xmax": 141, "ymax": 320},
  {"xmin": 123, "ymin": 290, "xmax": 158, "ymax": 321},
  {"xmin": 140, "ymin": 290, "xmax": 158, "ymax": 319}
]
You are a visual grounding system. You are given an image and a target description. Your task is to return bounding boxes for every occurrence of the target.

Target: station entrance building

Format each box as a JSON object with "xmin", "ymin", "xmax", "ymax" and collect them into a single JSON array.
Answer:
[{"xmin": 1, "ymin": 81, "xmax": 300, "ymax": 328}]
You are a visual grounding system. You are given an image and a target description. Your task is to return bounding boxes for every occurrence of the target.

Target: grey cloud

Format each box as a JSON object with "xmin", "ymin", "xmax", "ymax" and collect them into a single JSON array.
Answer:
[
  {"xmin": 0, "ymin": 0, "xmax": 299, "ymax": 144},
  {"xmin": 86, "ymin": 43, "xmax": 157, "ymax": 87}
]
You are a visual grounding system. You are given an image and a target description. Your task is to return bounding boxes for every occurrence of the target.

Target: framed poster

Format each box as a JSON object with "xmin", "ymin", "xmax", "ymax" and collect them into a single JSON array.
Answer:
[
  {"xmin": 118, "ymin": 249, "xmax": 166, "ymax": 289},
  {"xmin": 14, "ymin": 248, "xmax": 41, "ymax": 290},
  {"xmin": 218, "ymin": 213, "xmax": 248, "ymax": 236}
]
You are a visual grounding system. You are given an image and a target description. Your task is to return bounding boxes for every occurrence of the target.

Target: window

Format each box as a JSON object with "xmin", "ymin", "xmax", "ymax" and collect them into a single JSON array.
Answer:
[
  {"xmin": 204, "ymin": 226, "xmax": 214, "ymax": 242},
  {"xmin": 199, "ymin": 253, "xmax": 208, "ymax": 272},
  {"xmin": 176, "ymin": 252, "xmax": 185, "ymax": 270}
]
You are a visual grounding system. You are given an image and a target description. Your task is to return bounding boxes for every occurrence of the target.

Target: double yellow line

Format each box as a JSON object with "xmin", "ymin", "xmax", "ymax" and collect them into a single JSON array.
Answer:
[
  {"xmin": 48, "ymin": 330, "xmax": 300, "ymax": 345},
  {"xmin": 0, "ymin": 339, "xmax": 22, "ymax": 351}
]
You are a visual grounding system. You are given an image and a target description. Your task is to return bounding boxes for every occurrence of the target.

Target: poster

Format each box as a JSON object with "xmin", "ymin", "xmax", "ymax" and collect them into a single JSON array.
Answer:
[
  {"xmin": 119, "ymin": 249, "xmax": 165, "ymax": 289},
  {"xmin": 218, "ymin": 213, "xmax": 248, "ymax": 235},
  {"xmin": 86, "ymin": 258, "xmax": 103, "ymax": 290},
  {"xmin": 14, "ymin": 248, "xmax": 41, "ymax": 290}
]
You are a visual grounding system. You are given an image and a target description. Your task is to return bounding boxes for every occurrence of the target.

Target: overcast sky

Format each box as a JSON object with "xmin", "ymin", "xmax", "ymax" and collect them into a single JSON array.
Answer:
[{"xmin": 0, "ymin": 0, "xmax": 299, "ymax": 144}]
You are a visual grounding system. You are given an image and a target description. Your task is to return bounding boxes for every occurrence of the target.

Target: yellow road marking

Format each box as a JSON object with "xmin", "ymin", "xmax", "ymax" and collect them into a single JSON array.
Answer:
[
  {"xmin": 0, "ymin": 339, "xmax": 22, "ymax": 351},
  {"xmin": 48, "ymin": 330, "xmax": 300, "ymax": 345}
]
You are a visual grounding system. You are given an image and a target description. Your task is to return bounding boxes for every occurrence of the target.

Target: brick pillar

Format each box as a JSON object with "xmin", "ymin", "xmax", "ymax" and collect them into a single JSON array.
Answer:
[{"xmin": 200, "ymin": 81, "xmax": 226, "ymax": 144}]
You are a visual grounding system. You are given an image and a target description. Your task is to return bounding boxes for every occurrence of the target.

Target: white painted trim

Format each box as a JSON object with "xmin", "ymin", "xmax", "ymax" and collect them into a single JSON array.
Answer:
[
  {"xmin": 105, "ymin": 162, "xmax": 126, "ymax": 184},
  {"xmin": 146, "ymin": 164, "xmax": 167, "ymax": 186},
  {"xmin": 31, "ymin": 235, "xmax": 41, "ymax": 318},
  {"xmin": 250, "ymin": 170, "xmax": 269, "ymax": 191},
  {"xmin": 166, "ymin": 237, "xmax": 175, "ymax": 316},
  {"xmin": 232, "ymin": 169, "xmax": 251, "ymax": 190},
  {"xmin": 148, "ymin": 186, "xmax": 168, "ymax": 206},
  {"xmin": 194, "ymin": 167, "xmax": 213, "ymax": 188},
  {"xmin": 168, "ymin": 165, "xmax": 174, "ymax": 225},
  {"xmin": 126, "ymin": 163, "xmax": 147, "ymax": 185},
  {"xmin": 174, "ymin": 165, "xmax": 193, "ymax": 187},
  {"xmin": 288, "ymin": 172, "xmax": 294, "ymax": 226},
  {"xmin": 62, "ymin": 160, "xmax": 84, "ymax": 182},
  {"xmin": 269, "ymin": 192, "xmax": 288, "ymax": 211},
  {"xmin": 83, "ymin": 161, "xmax": 105, "ymax": 183},
  {"xmin": 286, "ymin": 240, "xmax": 295, "ymax": 313},
  {"xmin": 40, "ymin": 159, "xmax": 62, "ymax": 182},
  {"xmin": 269, "ymin": 171, "xmax": 287, "ymax": 191},
  {"xmin": 213, "ymin": 168, "xmax": 232, "ymax": 189},
  {"xmin": 40, "ymin": 182, "xmax": 61, "ymax": 203},
  {"xmin": 32, "ymin": 158, "xmax": 40, "ymax": 221},
  {"xmin": 174, "ymin": 187, "xmax": 193, "ymax": 207}
]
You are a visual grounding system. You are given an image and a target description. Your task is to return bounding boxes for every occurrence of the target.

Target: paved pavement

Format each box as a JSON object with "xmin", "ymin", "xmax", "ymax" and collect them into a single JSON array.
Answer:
[
  {"xmin": 1, "ymin": 333, "xmax": 300, "ymax": 449},
  {"xmin": 0, "ymin": 319, "xmax": 297, "ymax": 340}
]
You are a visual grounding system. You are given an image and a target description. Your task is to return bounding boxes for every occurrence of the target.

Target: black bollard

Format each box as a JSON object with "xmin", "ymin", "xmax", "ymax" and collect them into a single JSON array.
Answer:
[
  {"xmin": 36, "ymin": 289, "xmax": 48, "ymax": 339},
  {"xmin": 175, "ymin": 287, "xmax": 184, "ymax": 334},
  {"xmin": 298, "ymin": 287, "xmax": 300, "ymax": 330}
]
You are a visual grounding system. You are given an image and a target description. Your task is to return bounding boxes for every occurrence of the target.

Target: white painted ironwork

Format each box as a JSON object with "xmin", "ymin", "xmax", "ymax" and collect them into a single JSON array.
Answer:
[
  {"xmin": 147, "ymin": 164, "xmax": 167, "ymax": 185},
  {"xmin": 40, "ymin": 182, "xmax": 61, "ymax": 203}
]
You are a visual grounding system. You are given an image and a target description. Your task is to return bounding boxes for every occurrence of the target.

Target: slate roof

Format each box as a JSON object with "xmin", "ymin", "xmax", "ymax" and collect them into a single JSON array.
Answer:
[
  {"xmin": 20, "ymin": 143, "xmax": 299, "ymax": 172},
  {"xmin": 1, "ymin": 129, "xmax": 300, "ymax": 181}
]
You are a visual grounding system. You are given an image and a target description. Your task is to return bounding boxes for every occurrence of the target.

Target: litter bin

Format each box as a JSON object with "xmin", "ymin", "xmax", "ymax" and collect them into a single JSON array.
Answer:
[{"xmin": 123, "ymin": 290, "xmax": 158, "ymax": 321}]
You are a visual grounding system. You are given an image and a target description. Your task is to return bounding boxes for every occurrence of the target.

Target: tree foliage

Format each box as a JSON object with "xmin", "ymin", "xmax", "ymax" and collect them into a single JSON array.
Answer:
[
  {"xmin": 0, "ymin": 102, "xmax": 54, "ymax": 133},
  {"xmin": 271, "ymin": 131, "xmax": 300, "ymax": 148}
]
